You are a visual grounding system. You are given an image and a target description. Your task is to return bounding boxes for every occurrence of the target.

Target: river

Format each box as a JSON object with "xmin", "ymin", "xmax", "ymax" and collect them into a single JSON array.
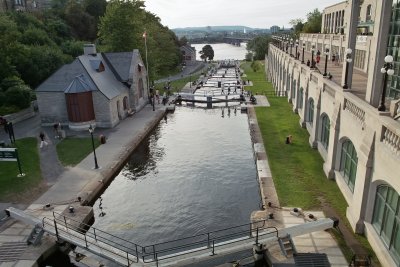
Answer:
[{"xmin": 191, "ymin": 43, "xmax": 248, "ymax": 60}]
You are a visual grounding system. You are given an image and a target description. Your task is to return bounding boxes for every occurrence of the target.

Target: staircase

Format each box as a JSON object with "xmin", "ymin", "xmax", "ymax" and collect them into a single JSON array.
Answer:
[
  {"xmin": 0, "ymin": 242, "xmax": 28, "ymax": 262},
  {"xmin": 278, "ymin": 234, "xmax": 297, "ymax": 257},
  {"xmin": 27, "ymin": 224, "xmax": 44, "ymax": 246}
]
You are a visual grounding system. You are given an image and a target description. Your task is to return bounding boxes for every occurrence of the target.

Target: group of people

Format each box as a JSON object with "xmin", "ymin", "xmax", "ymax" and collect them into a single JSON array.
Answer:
[{"xmin": 306, "ymin": 50, "xmax": 341, "ymax": 68}]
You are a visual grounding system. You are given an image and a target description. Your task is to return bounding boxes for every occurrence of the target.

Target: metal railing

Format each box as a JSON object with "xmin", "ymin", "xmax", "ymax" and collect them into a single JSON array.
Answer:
[{"xmin": 42, "ymin": 212, "xmax": 278, "ymax": 266}]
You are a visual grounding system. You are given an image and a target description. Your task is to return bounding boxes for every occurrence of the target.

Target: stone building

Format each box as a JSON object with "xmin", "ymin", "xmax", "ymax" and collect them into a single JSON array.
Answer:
[
  {"xmin": 269, "ymin": 0, "xmax": 400, "ymax": 266},
  {"xmin": 180, "ymin": 45, "xmax": 196, "ymax": 64},
  {"xmin": 36, "ymin": 44, "xmax": 149, "ymax": 130}
]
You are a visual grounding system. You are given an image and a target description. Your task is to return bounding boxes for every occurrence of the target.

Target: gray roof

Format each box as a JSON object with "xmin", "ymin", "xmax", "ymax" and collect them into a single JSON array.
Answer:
[
  {"xmin": 102, "ymin": 52, "xmax": 133, "ymax": 82},
  {"xmin": 36, "ymin": 59, "xmax": 89, "ymax": 93},
  {"xmin": 64, "ymin": 74, "xmax": 96, "ymax": 94},
  {"xmin": 78, "ymin": 54, "xmax": 126, "ymax": 100}
]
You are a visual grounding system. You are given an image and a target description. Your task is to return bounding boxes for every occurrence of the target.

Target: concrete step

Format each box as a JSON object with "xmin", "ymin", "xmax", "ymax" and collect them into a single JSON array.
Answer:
[{"xmin": 0, "ymin": 242, "xmax": 28, "ymax": 262}]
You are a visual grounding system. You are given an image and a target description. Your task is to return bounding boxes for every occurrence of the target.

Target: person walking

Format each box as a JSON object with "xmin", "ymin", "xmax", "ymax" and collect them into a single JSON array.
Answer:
[
  {"xmin": 335, "ymin": 51, "xmax": 340, "ymax": 66},
  {"xmin": 39, "ymin": 132, "xmax": 48, "ymax": 148},
  {"xmin": 155, "ymin": 89, "xmax": 160, "ymax": 104}
]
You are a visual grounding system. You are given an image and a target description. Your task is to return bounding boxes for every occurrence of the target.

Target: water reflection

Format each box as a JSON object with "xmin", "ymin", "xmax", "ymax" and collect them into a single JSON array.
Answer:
[{"xmin": 93, "ymin": 107, "xmax": 260, "ymax": 246}]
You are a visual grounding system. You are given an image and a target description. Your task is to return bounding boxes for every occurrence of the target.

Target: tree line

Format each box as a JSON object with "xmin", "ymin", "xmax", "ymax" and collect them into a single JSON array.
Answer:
[{"xmin": 0, "ymin": 0, "xmax": 183, "ymax": 114}]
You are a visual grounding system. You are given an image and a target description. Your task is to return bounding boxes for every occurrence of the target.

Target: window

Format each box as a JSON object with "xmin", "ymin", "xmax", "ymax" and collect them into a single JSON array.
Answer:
[
  {"xmin": 366, "ymin": 5, "xmax": 372, "ymax": 21},
  {"xmin": 340, "ymin": 140, "xmax": 358, "ymax": 192},
  {"xmin": 307, "ymin": 98, "xmax": 314, "ymax": 125},
  {"xmin": 372, "ymin": 185, "xmax": 400, "ymax": 265},
  {"xmin": 298, "ymin": 88, "xmax": 304, "ymax": 109},
  {"xmin": 138, "ymin": 78, "xmax": 144, "ymax": 98},
  {"xmin": 320, "ymin": 114, "xmax": 330, "ymax": 150}
]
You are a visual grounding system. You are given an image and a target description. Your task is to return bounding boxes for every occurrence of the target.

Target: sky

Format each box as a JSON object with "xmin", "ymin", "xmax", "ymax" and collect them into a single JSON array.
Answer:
[{"xmin": 143, "ymin": 0, "xmax": 341, "ymax": 29}]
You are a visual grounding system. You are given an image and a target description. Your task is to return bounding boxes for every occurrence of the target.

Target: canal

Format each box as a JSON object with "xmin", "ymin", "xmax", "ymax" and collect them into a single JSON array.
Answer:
[
  {"xmin": 92, "ymin": 106, "xmax": 261, "ymax": 247},
  {"xmin": 192, "ymin": 43, "xmax": 247, "ymax": 61}
]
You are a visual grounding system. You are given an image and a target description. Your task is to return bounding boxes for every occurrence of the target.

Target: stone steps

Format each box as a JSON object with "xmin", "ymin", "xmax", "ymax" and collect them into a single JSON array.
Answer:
[{"xmin": 0, "ymin": 242, "xmax": 28, "ymax": 262}]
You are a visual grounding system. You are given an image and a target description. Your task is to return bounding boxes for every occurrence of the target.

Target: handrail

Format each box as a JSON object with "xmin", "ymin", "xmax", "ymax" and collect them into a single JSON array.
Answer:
[{"xmin": 45, "ymin": 212, "xmax": 278, "ymax": 265}]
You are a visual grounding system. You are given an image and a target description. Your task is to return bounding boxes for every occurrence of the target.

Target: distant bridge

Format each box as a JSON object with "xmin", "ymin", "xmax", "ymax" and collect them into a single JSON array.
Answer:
[{"xmin": 223, "ymin": 37, "xmax": 252, "ymax": 46}]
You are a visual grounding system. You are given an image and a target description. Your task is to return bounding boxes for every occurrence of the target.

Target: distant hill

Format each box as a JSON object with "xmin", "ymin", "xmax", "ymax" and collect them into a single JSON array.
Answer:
[{"xmin": 173, "ymin": 26, "xmax": 268, "ymax": 33}]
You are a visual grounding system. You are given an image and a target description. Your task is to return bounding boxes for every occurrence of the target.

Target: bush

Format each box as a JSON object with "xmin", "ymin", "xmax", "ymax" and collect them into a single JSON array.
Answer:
[
  {"xmin": 5, "ymin": 85, "xmax": 31, "ymax": 109},
  {"xmin": 1, "ymin": 76, "xmax": 24, "ymax": 91},
  {"xmin": 0, "ymin": 105, "xmax": 20, "ymax": 114}
]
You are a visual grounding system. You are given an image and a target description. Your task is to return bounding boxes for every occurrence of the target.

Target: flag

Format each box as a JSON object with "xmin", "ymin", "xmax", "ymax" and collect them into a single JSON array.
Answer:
[{"xmin": 142, "ymin": 31, "xmax": 147, "ymax": 39}]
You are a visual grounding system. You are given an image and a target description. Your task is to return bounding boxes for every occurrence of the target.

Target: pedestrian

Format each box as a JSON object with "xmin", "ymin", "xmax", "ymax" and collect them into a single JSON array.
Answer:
[
  {"xmin": 335, "ymin": 51, "xmax": 340, "ymax": 66},
  {"xmin": 228, "ymin": 87, "xmax": 231, "ymax": 95},
  {"xmin": 53, "ymin": 123, "xmax": 60, "ymax": 139},
  {"xmin": 155, "ymin": 89, "xmax": 160, "ymax": 104},
  {"xmin": 316, "ymin": 54, "xmax": 320, "ymax": 64},
  {"xmin": 297, "ymin": 51, "xmax": 300, "ymax": 59},
  {"xmin": 39, "ymin": 132, "xmax": 48, "ymax": 148},
  {"xmin": 332, "ymin": 52, "xmax": 336, "ymax": 63},
  {"xmin": 306, "ymin": 60, "xmax": 311, "ymax": 67}
]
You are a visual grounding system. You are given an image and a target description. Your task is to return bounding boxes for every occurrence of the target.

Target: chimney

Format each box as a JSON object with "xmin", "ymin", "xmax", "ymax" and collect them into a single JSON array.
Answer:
[{"xmin": 83, "ymin": 44, "xmax": 97, "ymax": 56}]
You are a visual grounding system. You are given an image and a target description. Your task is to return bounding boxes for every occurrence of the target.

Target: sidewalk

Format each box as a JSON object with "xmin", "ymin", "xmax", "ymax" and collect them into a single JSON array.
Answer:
[{"xmin": 0, "ymin": 103, "xmax": 167, "ymax": 266}]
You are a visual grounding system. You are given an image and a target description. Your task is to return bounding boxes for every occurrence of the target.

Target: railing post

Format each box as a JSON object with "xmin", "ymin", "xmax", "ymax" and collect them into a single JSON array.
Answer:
[
  {"xmin": 93, "ymin": 228, "xmax": 97, "ymax": 241},
  {"xmin": 211, "ymin": 240, "xmax": 215, "ymax": 256},
  {"xmin": 135, "ymin": 244, "xmax": 139, "ymax": 262},
  {"xmin": 126, "ymin": 252, "xmax": 130, "ymax": 266},
  {"xmin": 153, "ymin": 245, "xmax": 156, "ymax": 262},
  {"xmin": 84, "ymin": 234, "xmax": 88, "ymax": 248},
  {"xmin": 63, "ymin": 215, "xmax": 67, "ymax": 228},
  {"xmin": 255, "ymin": 228, "xmax": 259, "ymax": 245},
  {"xmin": 53, "ymin": 219, "xmax": 60, "ymax": 242}
]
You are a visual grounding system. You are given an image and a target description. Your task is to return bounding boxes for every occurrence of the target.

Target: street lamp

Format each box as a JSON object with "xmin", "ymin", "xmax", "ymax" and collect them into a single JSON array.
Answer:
[
  {"xmin": 323, "ymin": 45, "xmax": 330, "ymax": 76},
  {"xmin": 378, "ymin": 55, "xmax": 395, "ymax": 111},
  {"xmin": 289, "ymin": 38, "xmax": 293, "ymax": 56},
  {"xmin": 88, "ymin": 125, "xmax": 99, "ymax": 169},
  {"xmin": 295, "ymin": 40, "xmax": 299, "ymax": 59},
  {"xmin": 343, "ymin": 48, "xmax": 353, "ymax": 89},
  {"xmin": 301, "ymin": 43, "xmax": 305, "ymax": 64},
  {"xmin": 311, "ymin": 43, "xmax": 316, "ymax": 68},
  {"xmin": 285, "ymin": 37, "xmax": 289, "ymax": 53}
]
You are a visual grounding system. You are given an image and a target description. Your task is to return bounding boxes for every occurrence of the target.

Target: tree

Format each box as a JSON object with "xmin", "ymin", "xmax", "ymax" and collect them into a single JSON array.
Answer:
[
  {"xmin": 303, "ymin": 9, "xmax": 322, "ymax": 33},
  {"xmin": 199, "ymin": 45, "xmax": 214, "ymax": 61},
  {"xmin": 289, "ymin": 18, "xmax": 304, "ymax": 37},
  {"xmin": 98, "ymin": 0, "xmax": 145, "ymax": 52},
  {"xmin": 246, "ymin": 35, "xmax": 271, "ymax": 60},
  {"xmin": 5, "ymin": 84, "xmax": 32, "ymax": 109},
  {"xmin": 250, "ymin": 61, "xmax": 262, "ymax": 72}
]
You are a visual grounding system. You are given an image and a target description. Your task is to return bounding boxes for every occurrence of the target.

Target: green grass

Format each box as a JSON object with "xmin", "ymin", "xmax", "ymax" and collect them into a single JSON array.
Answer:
[
  {"xmin": 241, "ymin": 61, "xmax": 274, "ymax": 94},
  {"xmin": 242, "ymin": 60, "xmax": 379, "ymax": 264},
  {"xmin": 56, "ymin": 138, "xmax": 100, "ymax": 167},
  {"xmin": 0, "ymin": 138, "xmax": 42, "ymax": 201},
  {"xmin": 154, "ymin": 75, "xmax": 201, "ymax": 93}
]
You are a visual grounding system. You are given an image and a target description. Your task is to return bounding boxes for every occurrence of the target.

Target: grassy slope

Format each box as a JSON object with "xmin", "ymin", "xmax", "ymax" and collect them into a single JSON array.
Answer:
[
  {"xmin": 0, "ymin": 138, "xmax": 42, "ymax": 200},
  {"xmin": 56, "ymin": 137, "xmax": 100, "ymax": 167}
]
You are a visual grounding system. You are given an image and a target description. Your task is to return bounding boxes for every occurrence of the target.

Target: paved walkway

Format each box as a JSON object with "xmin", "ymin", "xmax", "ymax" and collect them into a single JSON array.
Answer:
[{"xmin": 0, "ymin": 103, "xmax": 167, "ymax": 266}]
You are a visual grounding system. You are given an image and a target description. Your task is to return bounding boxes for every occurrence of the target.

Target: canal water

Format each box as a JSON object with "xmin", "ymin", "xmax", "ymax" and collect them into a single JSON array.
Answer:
[
  {"xmin": 92, "ymin": 106, "xmax": 261, "ymax": 247},
  {"xmin": 191, "ymin": 43, "xmax": 247, "ymax": 60}
]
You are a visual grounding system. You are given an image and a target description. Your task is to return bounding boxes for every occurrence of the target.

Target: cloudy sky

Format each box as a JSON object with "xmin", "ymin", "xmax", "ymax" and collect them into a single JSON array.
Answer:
[{"xmin": 143, "ymin": 0, "xmax": 341, "ymax": 29}]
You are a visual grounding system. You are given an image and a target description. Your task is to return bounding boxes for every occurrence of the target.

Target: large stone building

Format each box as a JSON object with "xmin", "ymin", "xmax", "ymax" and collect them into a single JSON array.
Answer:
[
  {"xmin": 268, "ymin": 0, "xmax": 400, "ymax": 266},
  {"xmin": 36, "ymin": 44, "xmax": 149, "ymax": 129}
]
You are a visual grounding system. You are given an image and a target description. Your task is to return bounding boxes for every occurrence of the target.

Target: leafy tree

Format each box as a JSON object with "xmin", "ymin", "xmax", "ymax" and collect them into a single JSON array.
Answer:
[
  {"xmin": 178, "ymin": 36, "xmax": 188, "ymax": 46},
  {"xmin": 250, "ymin": 61, "xmax": 262, "ymax": 72},
  {"xmin": 64, "ymin": 0, "xmax": 97, "ymax": 40},
  {"xmin": 245, "ymin": 52, "xmax": 253, "ymax": 61},
  {"xmin": 1, "ymin": 76, "xmax": 24, "ymax": 91},
  {"xmin": 246, "ymin": 35, "xmax": 271, "ymax": 60},
  {"xmin": 20, "ymin": 27, "xmax": 55, "ymax": 46},
  {"xmin": 0, "ymin": 14, "xmax": 21, "ymax": 82},
  {"xmin": 84, "ymin": 0, "xmax": 107, "ymax": 19},
  {"xmin": 98, "ymin": 0, "xmax": 145, "ymax": 52},
  {"xmin": 61, "ymin": 40, "xmax": 85, "ymax": 57},
  {"xmin": 303, "ymin": 9, "xmax": 322, "ymax": 33},
  {"xmin": 5, "ymin": 84, "xmax": 32, "ymax": 109},
  {"xmin": 199, "ymin": 45, "xmax": 214, "ymax": 61},
  {"xmin": 289, "ymin": 18, "xmax": 304, "ymax": 37}
]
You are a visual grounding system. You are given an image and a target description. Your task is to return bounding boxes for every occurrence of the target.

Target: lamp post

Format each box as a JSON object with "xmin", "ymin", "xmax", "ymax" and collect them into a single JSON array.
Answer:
[
  {"xmin": 88, "ymin": 125, "xmax": 99, "ymax": 169},
  {"xmin": 301, "ymin": 43, "xmax": 305, "ymax": 64},
  {"xmin": 378, "ymin": 55, "xmax": 395, "ymax": 111},
  {"xmin": 311, "ymin": 43, "xmax": 316, "ymax": 68},
  {"xmin": 285, "ymin": 37, "xmax": 289, "ymax": 53},
  {"xmin": 323, "ymin": 45, "xmax": 330, "ymax": 76},
  {"xmin": 343, "ymin": 48, "xmax": 353, "ymax": 89},
  {"xmin": 289, "ymin": 38, "xmax": 293, "ymax": 56},
  {"xmin": 295, "ymin": 40, "xmax": 299, "ymax": 59}
]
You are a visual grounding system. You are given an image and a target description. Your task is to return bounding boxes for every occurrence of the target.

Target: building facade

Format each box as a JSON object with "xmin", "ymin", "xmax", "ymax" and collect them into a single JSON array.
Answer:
[
  {"xmin": 36, "ymin": 44, "xmax": 149, "ymax": 129},
  {"xmin": 269, "ymin": 1, "xmax": 400, "ymax": 266}
]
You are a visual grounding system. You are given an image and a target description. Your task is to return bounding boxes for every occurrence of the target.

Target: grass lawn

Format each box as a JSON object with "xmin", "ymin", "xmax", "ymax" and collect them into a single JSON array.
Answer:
[
  {"xmin": 154, "ymin": 75, "xmax": 201, "ymax": 93},
  {"xmin": 0, "ymin": 138, "xmax": 42, "ymax": 201},
  {"xmin": 242, "ymin": 61, "xmax": 378, "ymax": 264},
  {"xmin": 56, "ymin": 137, "xmax": 100, "ymax": 167}
]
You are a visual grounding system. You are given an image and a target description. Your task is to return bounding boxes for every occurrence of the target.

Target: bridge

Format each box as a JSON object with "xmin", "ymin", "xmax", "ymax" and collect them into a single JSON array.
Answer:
[
  {"xmin": 7, "ymin": 207, "xmax": 337, "ymax": 267},
  {"xmin": 223, "ymin": 37, "xmax": 252, "ymax": 46}
]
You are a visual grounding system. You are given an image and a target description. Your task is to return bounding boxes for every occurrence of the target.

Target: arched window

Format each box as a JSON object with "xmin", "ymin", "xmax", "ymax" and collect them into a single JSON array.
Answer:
[
  {"xmin": 292, "ymin": 80, "xmax": 296, "ymax": 99},
  {"xmin": 123, "ymin": 96, "xmax": 128, "ymax": 110},
  {"xmin": 299, "ymin": 88, "xmax": 304, "ymax": 109},
  {"xmin": 320, "ymin": 114, "xmax": 330, "ymax": 149},
  {"xmin": 366, "ymin": 5, "xmax": 372, "ymax": 21},
  {"xmin": 340, "ymin": 140, "xmax": 358, "ymax": 192},
  {"xmin": 307, "ymin": 98, "xmax": 314, "ymax": 125},
  {"xmin": 138, "ymin": 78, "xmax": 144, "ymax": 98},
  {"xmin": 372, "ymin": 185, "xmax": 400, "ymax": 264}
]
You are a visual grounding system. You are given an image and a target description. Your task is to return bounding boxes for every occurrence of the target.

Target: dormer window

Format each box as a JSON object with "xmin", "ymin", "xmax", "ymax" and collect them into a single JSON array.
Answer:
[
  {"xmin": 138, "ymin": 63, "xmax": 144, "ymax": 72},
  {"xmin": 90, "ymin": 60, "xmax": 105, "ymax": 72}
]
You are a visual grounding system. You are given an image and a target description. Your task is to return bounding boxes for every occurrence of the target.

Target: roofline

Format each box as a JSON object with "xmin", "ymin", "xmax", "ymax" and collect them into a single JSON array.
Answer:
[{"xmin": 323, "ymin": 1, "xmax": 347, "ymax": 11}]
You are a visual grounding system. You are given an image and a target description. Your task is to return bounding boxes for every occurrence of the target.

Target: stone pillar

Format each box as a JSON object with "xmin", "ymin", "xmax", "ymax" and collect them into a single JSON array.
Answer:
[
  {"xmin": 346, "ymin": 131, "xmax": 374, "ymax": 234},
  {"xmin": 365, "ymin": 0, "xmax": 392, "ymax": 107},
  {"xmin": 323, "ymin": 104, "xmax": 341, "ymax": 179},
  {"xmin": 341, "ymin": 0, "xmax": 361, "ymax": 90},
  {"xmin": 300, "ymin": 80, "xmax": 309, "ymax": 128}
]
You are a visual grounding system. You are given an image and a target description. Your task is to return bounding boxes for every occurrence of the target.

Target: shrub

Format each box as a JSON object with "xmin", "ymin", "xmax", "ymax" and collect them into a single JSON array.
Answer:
[
  {"xmin": 5, "ymin": 85, "xmax": 31, "ymax": 109},
  {"xmin": 1, "ymin": 76, "xmax": 24, "ymax": 91},
  {"xmin": 0, "ymin": 105, "xmax": 20, "ymax": 114}
]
